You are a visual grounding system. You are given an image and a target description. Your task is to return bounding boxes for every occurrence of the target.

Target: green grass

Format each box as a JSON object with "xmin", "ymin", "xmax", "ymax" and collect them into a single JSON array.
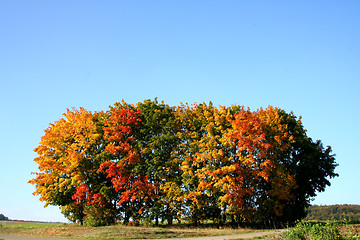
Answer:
[
  {"xmin": 0, "ymin": 221, "xmax": 64, "ymax": 237},
  {"xmin": 283, "ymin": 220, "xmax": 360, "ymax": 240},
  {"xmin": 0, "ymin": 222, "xmax": 60, "ymax": 229}
]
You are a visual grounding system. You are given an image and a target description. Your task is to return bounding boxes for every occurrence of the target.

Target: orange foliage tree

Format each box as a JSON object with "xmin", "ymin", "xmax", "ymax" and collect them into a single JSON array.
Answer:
[
  {"xmin": 28, "ymin": 108, "xmax": 106, "ymax": 225},
  {"xmin": 99, "ymin": 102, "xmax": 155, "ymax": 223}
]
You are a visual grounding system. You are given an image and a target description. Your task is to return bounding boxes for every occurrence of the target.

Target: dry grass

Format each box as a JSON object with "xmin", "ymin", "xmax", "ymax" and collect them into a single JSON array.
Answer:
[{"xmin": 0, "ymin": 221, "xmax": 258, "ymax": 239}]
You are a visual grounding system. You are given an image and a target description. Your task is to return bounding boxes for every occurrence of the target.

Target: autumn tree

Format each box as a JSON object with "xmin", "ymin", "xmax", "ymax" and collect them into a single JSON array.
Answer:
[
  {"xmin": 192, "ymin": 104, "xmax": 234, "ymax": 225},
  {"xmin": 29, "ymin": 108, "xmax": 114, "ymax": 225},
  {"xmin": 173, "ymin": 102, "xmax": 209, "ymax": 225},
  {"xmin": 222, "ymin": 106, "xmax": 275, "ymax": 224},
  {"xmin": 250, "ymin": 107, "xmax": 297, "ymax": 227},
  {"xmin": 173, "ymin": 103, "xmax": 238, "ymax": 225},
  {"xmin": 224, "ymin": 106, "xmax": 337, "ymax": 227},
  {"xmin": 99, "ymin": 102, "xmax": 154, "ymax": 224}
]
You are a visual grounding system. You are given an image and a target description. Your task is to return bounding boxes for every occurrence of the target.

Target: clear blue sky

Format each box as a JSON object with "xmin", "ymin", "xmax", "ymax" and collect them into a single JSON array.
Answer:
[{"xmin": 1, "ymin": 1, "xmax": 359, "ymax": 222}]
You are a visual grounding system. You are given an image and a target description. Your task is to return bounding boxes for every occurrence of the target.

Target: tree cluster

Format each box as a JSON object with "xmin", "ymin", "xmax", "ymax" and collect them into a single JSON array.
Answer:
[
  {"xmin": 305, "ymin": 205, "xmax": 360, "ymax": 222},
  {"xmin": 0, "ymin": 214, "xmax": 9, "ymax": 221},
  {"xmin": 29, "ymin": 99, "xmax": 338, "ymax": 227}
]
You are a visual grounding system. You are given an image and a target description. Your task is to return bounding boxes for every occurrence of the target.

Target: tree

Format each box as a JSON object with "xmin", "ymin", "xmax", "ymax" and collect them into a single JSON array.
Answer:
[
  {"xmin": 29, "ymin": 108, "xmax": 114, "ymax": 225},
  {"xmin": 133, "ymin": 99, "xmax": 181, "ymax": 225},
  {"xmin": 173, "ymin": 102, "xmax": 239, "ymax": 225},
  {"xmin": 223, "ymin": 106, "xmax": 276, "ymax": 224},
  {"xmin": 305, "ymin": 205, "xmax": 360, "ymax": 222},
  {"xmin": 99, "ymin": 102, "xmax": 155, "ymax": 224},
  {"xmin": 263, "ymin": 108, "xmax": 338, "ymax": 225},
  {"xmin": 250, "ymin": 106, "xmax": 297, "ymax": 227},
  {"xmin": 173, "ymin": 102, "xmax": 211, "ymax": 225},
  {"xmin": 0, "ymin": 213, "xmax": 9, "ymax": 220}
]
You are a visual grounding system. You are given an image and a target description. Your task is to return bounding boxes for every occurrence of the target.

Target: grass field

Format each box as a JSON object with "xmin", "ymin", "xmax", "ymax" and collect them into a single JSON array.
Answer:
[
  {"xmin": 0, "ymin": 221, "xmax": 261, "ymax": 239},
  {"xmin": 2, "ymin": 220, "xmax": 359, "ymax": 239}
]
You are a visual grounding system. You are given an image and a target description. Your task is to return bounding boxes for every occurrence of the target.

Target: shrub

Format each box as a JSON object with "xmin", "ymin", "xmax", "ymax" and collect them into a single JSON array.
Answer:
[
  {"xmin": 84, "ymin": 205, "xmax": 116, "ymax": 227},
  {"xmin": 284, "ymin": 221, "xmax": 343, "ymax": 240}
]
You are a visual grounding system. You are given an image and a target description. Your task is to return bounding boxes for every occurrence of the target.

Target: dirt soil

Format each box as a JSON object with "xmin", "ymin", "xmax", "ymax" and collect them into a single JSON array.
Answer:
[{"xmin": 0, "ymin": 229, "xmax": 286, "ymax": 240}]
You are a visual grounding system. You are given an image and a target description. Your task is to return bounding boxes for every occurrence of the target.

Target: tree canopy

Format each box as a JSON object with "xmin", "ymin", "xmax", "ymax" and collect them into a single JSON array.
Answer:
[
  {"xmin": 29, "ymin": 99, "xmax": 338, "ymax": 227},
  {"xmin": 305, "ymin": 205, "xmax": 360, "ymax": 222},
  {"xmin": 0, "ymin": 214, "xmax": 9, "ymax": 221}
]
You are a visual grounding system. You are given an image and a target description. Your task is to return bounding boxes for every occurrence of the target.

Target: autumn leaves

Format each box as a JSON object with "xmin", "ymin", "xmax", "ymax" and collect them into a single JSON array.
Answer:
[{"xmin": 29, "ymin": 99, "xmax": 337, "ymax": 227}]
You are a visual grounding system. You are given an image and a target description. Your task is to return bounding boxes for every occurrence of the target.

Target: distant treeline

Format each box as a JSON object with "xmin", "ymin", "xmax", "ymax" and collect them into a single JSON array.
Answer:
[
  {"xmin": 0, "ymin": 214, "xmax": 9, "ymax": 221},
  {"xmin": 305, "ymin": 205, "xmax": 360, "ymax": 222}
]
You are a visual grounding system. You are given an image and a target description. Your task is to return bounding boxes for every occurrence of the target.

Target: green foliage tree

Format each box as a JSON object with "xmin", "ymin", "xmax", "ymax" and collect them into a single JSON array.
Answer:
[
  {"xmin": 133, "ymin": 98, "xmax": 181, "ymax": 225},
  {"xmin": 275, "ymin": 110, "xmax": 338, "ymax": 225},
  {"xmin": 0, "ymin": 214, "xmax": 9, "ymax": 221},
  {"xmin": 305, "ymin": 204, "xmax": 360, "ymax": 222}
]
